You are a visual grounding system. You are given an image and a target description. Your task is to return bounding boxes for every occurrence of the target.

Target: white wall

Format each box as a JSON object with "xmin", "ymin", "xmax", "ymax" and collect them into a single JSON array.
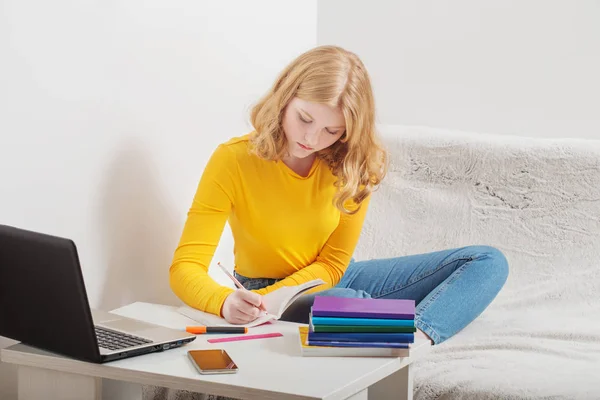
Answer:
[
  {"xmin": 318, "ymin": 0, "xmax": 600, "ymax": 139},
  {"xmin": 0, "ymin": 1, "xmax": 316, "ymax": 397}
]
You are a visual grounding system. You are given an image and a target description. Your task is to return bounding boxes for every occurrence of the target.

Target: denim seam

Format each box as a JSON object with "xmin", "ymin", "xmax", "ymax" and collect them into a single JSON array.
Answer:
[
  {"xmin": 414, "ymin": 260, "xmax": 471, "ymax": 336},
  {"xmin": 372, "ymin": 255, "xmax": 473, "ymax": 299},
  {"xmin": 415, "ymin": 319, "xmax": 440, "ymax": 344}
]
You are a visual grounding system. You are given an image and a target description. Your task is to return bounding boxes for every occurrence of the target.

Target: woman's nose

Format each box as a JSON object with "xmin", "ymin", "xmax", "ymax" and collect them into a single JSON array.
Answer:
[{"xmin": 304, "ymin": 129, "xmax": 319, "ymax": 147}]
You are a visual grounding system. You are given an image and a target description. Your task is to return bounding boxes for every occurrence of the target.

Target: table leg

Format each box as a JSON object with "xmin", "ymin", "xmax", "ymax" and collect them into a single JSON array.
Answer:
[
  {"xmin": 345, "ymin": 388, "xmax": 368, "ymax": 399},
  {"xmin": 18, "ymin": 365, "xmax": 101, "ymax": 400},
  {"xmin": 102, "ymin": 379, "xmax": 143, "ymax": 400},
  {"xmin": 17, "ymin": 365, "xmax": 144, "ymax": 400},
  {"xmin": 367, "ymin": 364, "xmax": 413, "ymax": 400}
]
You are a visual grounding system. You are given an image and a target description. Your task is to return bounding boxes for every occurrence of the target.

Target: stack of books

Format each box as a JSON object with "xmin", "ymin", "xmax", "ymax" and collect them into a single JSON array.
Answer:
[{"xmin": 299, "ymin": 296, "xmax": 416, "ymax": 357}]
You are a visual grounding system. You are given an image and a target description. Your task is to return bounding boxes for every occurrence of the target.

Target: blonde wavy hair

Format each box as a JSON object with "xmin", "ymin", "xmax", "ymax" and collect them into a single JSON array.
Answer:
[{"xmin": 249, "ymin": 45, "xmax": 388, "ymax": 214}]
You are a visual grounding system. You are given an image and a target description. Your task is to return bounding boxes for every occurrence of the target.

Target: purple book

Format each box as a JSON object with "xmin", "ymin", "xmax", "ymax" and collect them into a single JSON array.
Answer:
[{"xmin": 312, "ymin": 296, "xmax": 415, "ymax": 319}]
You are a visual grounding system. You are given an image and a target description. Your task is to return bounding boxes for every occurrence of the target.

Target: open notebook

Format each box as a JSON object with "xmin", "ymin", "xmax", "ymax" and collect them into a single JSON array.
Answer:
[{"xmin": 177, "ymin": 279, "xmax": 325, "ymax": 328}]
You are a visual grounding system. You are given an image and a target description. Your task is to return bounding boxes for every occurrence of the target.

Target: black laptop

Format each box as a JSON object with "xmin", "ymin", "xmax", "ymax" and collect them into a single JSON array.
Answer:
[{"xmin": 0, "ymin": 224, "xmax": 195, "ymax": 363}]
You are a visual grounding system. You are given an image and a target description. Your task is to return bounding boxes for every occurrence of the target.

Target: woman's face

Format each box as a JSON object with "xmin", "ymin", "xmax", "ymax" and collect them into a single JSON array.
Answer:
[{"xmin": 281, "ymin": 97, "xmax": 346, "ymax": 159}]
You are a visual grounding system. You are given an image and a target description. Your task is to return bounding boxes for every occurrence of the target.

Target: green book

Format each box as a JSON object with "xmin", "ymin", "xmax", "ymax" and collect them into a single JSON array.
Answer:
[{"xmin": 311, "ymin": 324, "xmax": 417, "ymax": 333}]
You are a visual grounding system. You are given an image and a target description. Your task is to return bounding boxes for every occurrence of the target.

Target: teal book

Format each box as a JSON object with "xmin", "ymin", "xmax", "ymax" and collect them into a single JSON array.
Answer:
[
  {"xmin": 311, "ymin": 313, "xmax": 415, "ymax": 327},
  {"xmin": 308, "ymin": 321, "xmax": 414, "ymax": 343}
]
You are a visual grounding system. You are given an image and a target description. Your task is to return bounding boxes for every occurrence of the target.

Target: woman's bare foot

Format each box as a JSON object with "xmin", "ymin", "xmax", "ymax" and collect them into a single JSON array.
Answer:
[{"xmin": 416, "ymin": 328, "xmax": 433, "ymax": 345}]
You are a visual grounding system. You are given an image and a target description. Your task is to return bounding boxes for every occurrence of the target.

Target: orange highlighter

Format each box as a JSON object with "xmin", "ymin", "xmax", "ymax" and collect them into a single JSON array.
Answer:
[{"xmin": 186, "ymin": 326, "xmax": 248, "ymax": 334}]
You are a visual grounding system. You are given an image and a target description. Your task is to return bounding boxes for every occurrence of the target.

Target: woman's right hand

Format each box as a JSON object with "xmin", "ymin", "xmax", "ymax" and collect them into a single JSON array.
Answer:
[{"xmin": 221, "ymin": 290, "xmax": 265, "ymax": 324}]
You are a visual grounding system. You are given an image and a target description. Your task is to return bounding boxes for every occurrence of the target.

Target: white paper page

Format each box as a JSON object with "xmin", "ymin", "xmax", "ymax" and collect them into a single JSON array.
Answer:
[
  {"xmin": 177, "ymin": 305, "xmax": 275, "ymax": 328},
  {"xmin": 176, "ymin": 279, "xmax": 324, "ymax": 328}
]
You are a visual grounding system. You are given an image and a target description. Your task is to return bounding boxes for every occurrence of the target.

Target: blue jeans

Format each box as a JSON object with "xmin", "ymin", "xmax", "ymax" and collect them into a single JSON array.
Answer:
[{"xmin": 234, "ymin": 245, "xmax": 509, "ymax": 344}]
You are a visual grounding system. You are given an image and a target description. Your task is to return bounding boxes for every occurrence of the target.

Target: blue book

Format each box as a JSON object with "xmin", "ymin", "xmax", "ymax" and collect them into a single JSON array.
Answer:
[
  {"xmin": 311, "ymin": 314, "xmax": 415, "ymax": 327},
  {"xmin": 308, "ymin": 330, "xmax": 414, "ymax": 343},
  {"xmin": 299, "ymin": 327, "xmax": 411, "ymax": 357},
  {"xmin": 307, "ymin": 339, "xmax": 410, "ymax": 349}
]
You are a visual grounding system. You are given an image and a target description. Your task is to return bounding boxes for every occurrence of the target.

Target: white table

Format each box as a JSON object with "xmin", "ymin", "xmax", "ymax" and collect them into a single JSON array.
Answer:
[{"xmin": 1, "ymin": 302, "xmax": 430, "ymax": 400}]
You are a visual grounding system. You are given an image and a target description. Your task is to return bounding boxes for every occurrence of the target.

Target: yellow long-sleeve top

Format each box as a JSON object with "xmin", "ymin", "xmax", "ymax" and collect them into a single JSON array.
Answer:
[{"xmin": 169, "ymin": 134, "xmax": 371, "ymax": 316}]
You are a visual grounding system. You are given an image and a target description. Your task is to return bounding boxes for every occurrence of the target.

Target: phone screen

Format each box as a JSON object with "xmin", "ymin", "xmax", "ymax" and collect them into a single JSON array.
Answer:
[{"xmin": 188, "ymin": 349, "xmax": 238, "ymax": 374}]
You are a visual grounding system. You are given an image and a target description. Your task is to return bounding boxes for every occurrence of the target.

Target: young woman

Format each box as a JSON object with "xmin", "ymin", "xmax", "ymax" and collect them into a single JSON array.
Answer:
[{"xmin": 169, "ymin": 45, "xmax": 509, "ymax": 346}]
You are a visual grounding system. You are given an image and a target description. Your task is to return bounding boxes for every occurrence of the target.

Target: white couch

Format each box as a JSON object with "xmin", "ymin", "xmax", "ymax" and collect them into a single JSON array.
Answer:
[{"xmin": 353, "ymin": 125, "xmax": 600, "ymax": 399}]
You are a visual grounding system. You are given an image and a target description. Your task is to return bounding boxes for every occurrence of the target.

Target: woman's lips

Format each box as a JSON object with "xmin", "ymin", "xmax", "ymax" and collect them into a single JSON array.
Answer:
[{"xmin": 297, "ymin": 142, "xmax": 313, "ymax": 150}]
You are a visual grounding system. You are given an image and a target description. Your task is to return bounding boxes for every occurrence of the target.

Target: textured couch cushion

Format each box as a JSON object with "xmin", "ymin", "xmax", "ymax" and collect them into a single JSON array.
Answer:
[{"xmin": 354, "ymin": 125, "xmax": 600, "ymax": 399}]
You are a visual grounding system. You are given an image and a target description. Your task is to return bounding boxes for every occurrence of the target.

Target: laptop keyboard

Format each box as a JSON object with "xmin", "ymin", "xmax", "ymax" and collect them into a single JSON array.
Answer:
[{"xmin": 95, "ymin": 326, "xmax": 153, "ymax": 351}]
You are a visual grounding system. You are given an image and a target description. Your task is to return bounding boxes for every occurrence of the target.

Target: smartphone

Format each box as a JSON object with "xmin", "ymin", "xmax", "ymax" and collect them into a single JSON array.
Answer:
[{"xmin": 187, "ymin": 349, "xmax": 239, "ymax": 375}]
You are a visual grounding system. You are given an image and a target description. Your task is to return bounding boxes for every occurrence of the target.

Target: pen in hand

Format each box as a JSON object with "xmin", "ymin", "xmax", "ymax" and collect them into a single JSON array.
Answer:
[{"xmin": 217, "ymin": 262, "xmax": 268, "ymax": 313}]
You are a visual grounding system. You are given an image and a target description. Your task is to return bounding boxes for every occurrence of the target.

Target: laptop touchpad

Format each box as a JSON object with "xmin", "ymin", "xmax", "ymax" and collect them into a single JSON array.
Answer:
[{"xmin": 102, "ymin": 318, "xmax": 156, "ymax": 333}]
